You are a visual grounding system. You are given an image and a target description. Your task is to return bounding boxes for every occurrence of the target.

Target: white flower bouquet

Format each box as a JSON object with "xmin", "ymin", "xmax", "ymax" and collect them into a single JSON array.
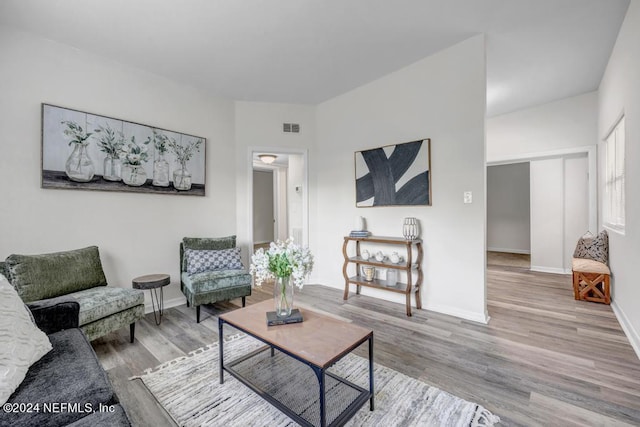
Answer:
[{"xmin": 250, "ymin": 238, "xmax": 314, "ymax": 289}]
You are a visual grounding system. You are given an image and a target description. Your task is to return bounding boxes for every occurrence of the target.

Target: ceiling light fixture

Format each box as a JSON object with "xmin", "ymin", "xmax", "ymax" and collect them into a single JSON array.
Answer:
[{"xmin": 258, "ymin": 154, "xmax": 277, "ymax": 164}]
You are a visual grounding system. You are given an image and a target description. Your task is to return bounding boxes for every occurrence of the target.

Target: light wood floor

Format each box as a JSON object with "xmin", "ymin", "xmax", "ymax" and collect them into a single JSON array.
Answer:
[
  {"xmin": 94, "ymin": 266, "xmax": 640, "ymax": 426},
  {"xmin": 487, "ymin": 251, "xmax": 531, "ymax": 269}
]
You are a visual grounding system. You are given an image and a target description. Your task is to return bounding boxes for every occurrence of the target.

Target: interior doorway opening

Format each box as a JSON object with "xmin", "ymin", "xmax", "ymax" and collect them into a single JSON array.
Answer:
[
  {"xmin": 249, "ymin": 148, "xmax": 308, "ymax": 254},
  {"xmin": 487, "ymin": 162, "xmax": 531, "ymax": 269}
]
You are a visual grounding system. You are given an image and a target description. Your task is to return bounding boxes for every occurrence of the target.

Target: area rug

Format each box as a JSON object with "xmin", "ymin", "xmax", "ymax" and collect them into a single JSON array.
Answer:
[{"xmin": 132, "ymin": 334, "xmax": 500, "ymax": 426}]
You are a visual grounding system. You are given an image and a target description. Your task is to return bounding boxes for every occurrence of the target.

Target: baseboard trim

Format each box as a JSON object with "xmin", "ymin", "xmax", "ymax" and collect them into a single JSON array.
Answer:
[
  {"xmin": 530, "ymin": 265, "xmax": 570, "ymax": 275},
  {"xmin": 487, "ymin": 247, "xmax": 531, "ymax": 255},
  {"xmin": 144, "ymin": 296, "xmax": 186, "ymax": 314},
  {"xmin": 611, "ymin": 301, "xmax": 640, "ymax": 362},
  {"xmin": 425, "ymin": 303, "xmax": 490, "ymax": 324}
]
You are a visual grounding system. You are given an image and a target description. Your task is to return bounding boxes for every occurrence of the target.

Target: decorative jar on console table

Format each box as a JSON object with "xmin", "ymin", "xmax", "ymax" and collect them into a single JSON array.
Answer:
[{"xmin": 342, "ymin": 235, "xmax": 423, "ymax": 316}]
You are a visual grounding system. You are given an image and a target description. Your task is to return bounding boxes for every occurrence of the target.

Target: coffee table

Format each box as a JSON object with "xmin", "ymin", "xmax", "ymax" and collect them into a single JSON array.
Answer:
[{"xmin": 218, "ymin": 300, "xmax": 374, "ymax": 427}]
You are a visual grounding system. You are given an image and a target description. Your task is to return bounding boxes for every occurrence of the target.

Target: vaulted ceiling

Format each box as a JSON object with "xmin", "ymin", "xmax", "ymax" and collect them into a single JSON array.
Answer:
[{"xmin": 0, "ymin": 0, "xmax": 630, "ymax": 116}]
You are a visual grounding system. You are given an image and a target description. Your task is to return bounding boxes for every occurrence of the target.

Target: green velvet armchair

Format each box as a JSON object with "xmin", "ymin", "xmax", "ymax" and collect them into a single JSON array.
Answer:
[
  {"xmin": 180, "ymin": 236, "xmax": 252, "ymax": 323},
  {"xmin": 2, "ymin": 246, "xmax": 144, "ymax": 342}
]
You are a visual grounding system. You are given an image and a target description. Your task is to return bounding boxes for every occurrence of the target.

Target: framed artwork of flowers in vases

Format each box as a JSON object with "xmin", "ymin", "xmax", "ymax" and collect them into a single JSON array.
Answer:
[{"xmin": 41, "ymin": 103, "xmax": 206, "ymax": 196}]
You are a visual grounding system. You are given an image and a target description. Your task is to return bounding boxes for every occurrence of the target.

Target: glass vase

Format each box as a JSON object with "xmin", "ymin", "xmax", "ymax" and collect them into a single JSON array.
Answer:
[
  {"xmin": 121, "ymin": 164, "xmax": 147, "ymax": 186},
  {"xmin": 65, "ymin": 144, "xmax": 95, "ymax": 182},
  {"xmin": 273, "ymin": 276, "xmax": 294, "ymax": 318},
  {"xmin": 173, "ymin": 163, "xmax": 192, "ymax": 191},
  {"xmin": 152, "ymin": 153, "xmax": 170, "ymax": 187},
  {"xmin": 102, "ymin": 155, "xmax": 121, "ymax": 181}
]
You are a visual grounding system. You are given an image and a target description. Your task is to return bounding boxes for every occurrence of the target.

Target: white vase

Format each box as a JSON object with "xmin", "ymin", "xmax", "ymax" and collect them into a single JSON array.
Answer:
[
  {"xmin": 403, "ymin": 217, "xmax": 419, "ymax": 240},
  {"xmin": 354, "ymin": 216, "xmax": 365, "ymax": 231}
]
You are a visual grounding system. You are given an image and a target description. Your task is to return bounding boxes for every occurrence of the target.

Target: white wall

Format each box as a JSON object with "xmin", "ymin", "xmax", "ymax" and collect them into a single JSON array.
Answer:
[
  {"xmin": 564, "ymin": 155, "xmax": 589, "ymax": 269},
  {"xmin": 487, "ymin": 88, "xmax": 596, "ymax": 274},
  {"xmin": 530, "ymin": 158, "xmax": 565, "ymax": 272},
  {"xmin": 316, "ymin": 35, "xmax": 488, "ymax": 322},
  {"xmin": 529, "ymin": 155, "xmax": 588, "ymax": 274},
  {"xmin": 287, "ymin": 154, "xmax": 304, "ymax": 240},
  {"xmin": 0, "ymin": 25, "xmax": 237, "ymax": 308},
  {"xmin": 487, "ymin": 91, "xmax": 598, "ymax": 162},
  {"xmin": 234, "ymin": 102, "xmax": 316, "ymax": 268},
  {"xmin": 598, "ymin": 1, "xmax": 640, "ymax": 358},
  {"xmin": 487, "ymin": 163, "xmax": 530, "ymax": 253},
  {"xmin": 252, "ymin": 170, "xmax": 274, "ymax": 243}
]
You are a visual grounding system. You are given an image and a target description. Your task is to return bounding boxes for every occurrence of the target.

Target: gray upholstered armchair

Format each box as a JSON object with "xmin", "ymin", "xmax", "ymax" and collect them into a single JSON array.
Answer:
[{"xmin": 180, "ymin": 236, "xmax": 252, "ymax": 322}]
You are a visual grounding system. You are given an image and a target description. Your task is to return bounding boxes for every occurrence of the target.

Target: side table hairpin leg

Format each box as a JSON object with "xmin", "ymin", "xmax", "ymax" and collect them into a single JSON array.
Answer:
[{"xmin": 150, "ymin": 286, "xmax": 164, "ymax": 325}]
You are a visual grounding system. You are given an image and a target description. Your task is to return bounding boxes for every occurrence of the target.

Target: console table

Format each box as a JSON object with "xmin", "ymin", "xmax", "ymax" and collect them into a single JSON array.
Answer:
[{"xmin": 342, "ymin": 236, "xmax": 423, "ymax": 316}]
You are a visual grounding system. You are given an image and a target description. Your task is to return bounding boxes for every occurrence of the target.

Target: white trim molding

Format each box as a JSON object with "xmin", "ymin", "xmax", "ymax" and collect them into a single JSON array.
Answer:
[
  {"xmin": 487, "ymin": 247, "xmax": 531, "ymax": 254},
  {"xmin": 530, "ymin": 266, "xmax": 571, "ymax": 275},
  {"xmin": 144, "ymin": 296, "xmax": 186, "ymax": 315},
  {"xmin": 611, "ymin": 301, "xmax": 640, "ymax": 361}
]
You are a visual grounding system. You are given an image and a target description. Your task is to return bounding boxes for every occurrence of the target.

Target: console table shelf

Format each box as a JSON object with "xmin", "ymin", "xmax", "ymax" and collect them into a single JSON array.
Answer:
[{"xmin": 342, "ymin": 236, "xmax": 423, "ymax": 316}]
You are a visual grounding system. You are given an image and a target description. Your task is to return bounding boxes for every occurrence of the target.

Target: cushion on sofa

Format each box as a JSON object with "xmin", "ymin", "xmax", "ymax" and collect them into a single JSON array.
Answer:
[
  {"xmin": 182, "ymin": 235, "xmax": 236, "ymax": 270},
  {"xmin": 0, "ymin": 275, "xmax": 52, "ymax": 405},
  {"xmin": 185, "ymin": 247, "xmax": 244, "ymax": 274},
  {"xmin": 4, "ymin": 328, "xmax": 118, "ymax": 427},
  {"xmin": 181, "ymin": 269, "xmax": 251, "ymax": 293},
  {"xmin": 72, "ymin": 286, "xmax": 144, "ymax": 326},
  {"xmin": 5, "ymin": 246, "xmax": 107, "ymax": 303}
]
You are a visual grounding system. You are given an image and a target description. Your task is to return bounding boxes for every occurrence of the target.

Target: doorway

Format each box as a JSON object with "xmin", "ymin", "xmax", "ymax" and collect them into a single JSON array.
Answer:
[
  {"xmin": 486, "ymin": 150, "xmax": 592, "ymax": 274},
  {"xmin": 248, "ymin": 148, "xmax": 308, "ymax": 253},
  {"xmin": 487, "ymin": 162, "xmax": 531, "ymax": 269},
  {"xmin": 253, "ymin": 169, "xmax": 275, "ymax": 248}
]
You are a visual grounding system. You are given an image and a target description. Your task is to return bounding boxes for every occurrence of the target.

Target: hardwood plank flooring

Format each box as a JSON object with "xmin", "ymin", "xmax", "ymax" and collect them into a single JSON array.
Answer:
[{"xmin": 94, "ymin": 266, "xmax": 640, "ymax": 426}]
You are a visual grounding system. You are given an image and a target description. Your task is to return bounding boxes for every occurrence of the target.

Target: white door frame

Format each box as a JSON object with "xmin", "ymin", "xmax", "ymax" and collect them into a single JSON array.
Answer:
[{"xmin": 247, "ymin": 147, "xmax": 309, "ymax": 250}]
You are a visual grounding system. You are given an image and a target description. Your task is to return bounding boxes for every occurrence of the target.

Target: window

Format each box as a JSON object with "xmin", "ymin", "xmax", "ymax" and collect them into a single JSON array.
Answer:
[{"xmin": 604, "ymin": 116, "xmax": 625, "ymax": 231}]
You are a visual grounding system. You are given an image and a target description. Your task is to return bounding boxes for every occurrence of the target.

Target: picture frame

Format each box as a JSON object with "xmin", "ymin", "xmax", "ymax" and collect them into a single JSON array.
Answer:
[
  {"xmin": 355, "ymin": 138, "xmax": 431, "ymax": 207},
  {"xmin": 41, "ymin": 103, "xmax": 206, "ymax": 196}
]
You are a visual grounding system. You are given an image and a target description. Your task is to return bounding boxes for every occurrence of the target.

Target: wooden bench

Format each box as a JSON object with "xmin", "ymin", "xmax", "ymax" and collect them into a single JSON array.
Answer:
[{"xmin": 572, "ymin": 258, "xmax": 611, "ymax": 304}]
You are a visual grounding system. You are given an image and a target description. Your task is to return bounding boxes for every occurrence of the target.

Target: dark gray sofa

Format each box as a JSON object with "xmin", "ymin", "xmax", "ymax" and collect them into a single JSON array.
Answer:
[{"xmin": 0, "ymin": 297, "xmax": 130, "ymax": 427}]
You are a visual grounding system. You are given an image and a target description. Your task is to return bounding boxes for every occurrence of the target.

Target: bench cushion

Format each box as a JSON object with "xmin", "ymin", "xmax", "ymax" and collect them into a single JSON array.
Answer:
[
  {"xmin": 182, "ymin": 270, "xmax": 251, "ymax": 294},
  {"xmin": 71, "ymin": 287, "xmax": 144, "ymax": 326},
  {"xmin": 5, "ymin": 246, "xmax": 107, "ymax": 303},
  {"xmin": 572, "ymin": 258, "xmax": 610, "ymax": 275}
]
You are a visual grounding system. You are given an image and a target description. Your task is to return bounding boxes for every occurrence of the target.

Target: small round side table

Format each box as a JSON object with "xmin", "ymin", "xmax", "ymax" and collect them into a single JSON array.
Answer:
[{"xmin": 132, "ymin": 274, "xmax": 170, "ymax": 325}]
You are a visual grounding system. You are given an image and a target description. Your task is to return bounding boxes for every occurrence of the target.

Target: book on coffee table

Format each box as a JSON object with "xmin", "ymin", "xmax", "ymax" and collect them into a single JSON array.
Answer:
[{"xmin": 266, "ymin": 309, "xmax": 303, "ymax": 326}]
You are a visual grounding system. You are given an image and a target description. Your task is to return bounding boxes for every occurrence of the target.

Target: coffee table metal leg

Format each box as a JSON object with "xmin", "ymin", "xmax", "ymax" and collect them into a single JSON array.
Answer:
[
  {"xmin": 219, "ymin": 318, "xmax": 224, "ymax": 384},
  {"xmin": 369, "ymin": 335, "xmax": 374, "ymax": 410},
  {"xmin": 316, "ymin": 368, "xmax": 326, "ymax": 427}
]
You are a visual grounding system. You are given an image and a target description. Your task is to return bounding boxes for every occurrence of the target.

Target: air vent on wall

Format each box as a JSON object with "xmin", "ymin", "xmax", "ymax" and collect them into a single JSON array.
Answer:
[{"xmin": 283, "ymin": 123, "xmax": 300, "ymax": 133}]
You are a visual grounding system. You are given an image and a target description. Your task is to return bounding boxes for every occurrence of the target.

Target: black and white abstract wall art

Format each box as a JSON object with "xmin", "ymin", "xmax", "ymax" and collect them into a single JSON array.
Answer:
[{"xmin": 355, "ymin": 139, "xmax": 431, "ymax": 207}]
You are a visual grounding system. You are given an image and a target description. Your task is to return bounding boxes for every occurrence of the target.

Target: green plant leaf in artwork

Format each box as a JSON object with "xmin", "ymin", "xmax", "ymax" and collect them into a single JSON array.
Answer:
[{"xmin": 61, "ymin": 120, "xmax": 92, "ymax": 146}]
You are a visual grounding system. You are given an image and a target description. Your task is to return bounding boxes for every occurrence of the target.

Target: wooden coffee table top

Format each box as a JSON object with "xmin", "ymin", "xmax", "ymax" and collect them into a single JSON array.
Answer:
[{"xmin": 219, "ymin": 300, "xmax": 373, "ymax": 369}]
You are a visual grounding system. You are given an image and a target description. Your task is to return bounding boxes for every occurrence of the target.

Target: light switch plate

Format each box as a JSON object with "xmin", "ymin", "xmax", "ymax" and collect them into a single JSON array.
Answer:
[{"xmin": 464, "ymin": 191, "xmax": 472, "ymax": 204}]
